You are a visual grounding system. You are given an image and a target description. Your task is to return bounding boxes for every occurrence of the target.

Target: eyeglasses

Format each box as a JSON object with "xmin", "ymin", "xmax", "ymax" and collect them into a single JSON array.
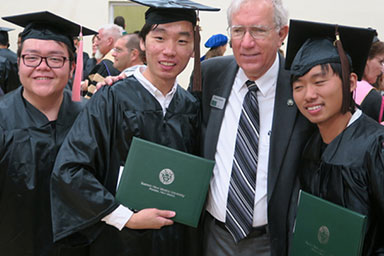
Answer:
[
  {"xmin": 113, "ymin": 47, "xmax": 134, "ymax": 53},
  {"xmin": 21, "ymin": 54, "xmax": 68, "ymax": 69},
  {"xmin": 228, "ymin": 25, "xmax": 275, "ymax": 40}
]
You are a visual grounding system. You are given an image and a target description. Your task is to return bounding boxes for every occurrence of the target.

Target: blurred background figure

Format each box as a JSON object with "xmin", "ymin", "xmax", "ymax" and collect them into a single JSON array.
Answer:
[
  {"xmin": 83, "ymin": 23, "xmax": 122, "ymax": 98},
  {"xmin": 114, "ymin": 15, "xmax": 127, "ymax": 35},
  {"xmin": 73, "ymin": 35, "xmax": 90, "ymax": 80},
  {"xmin": 200, "ymin": 33, "xmax": 228, "ymax": 61},
  {"xmin": 84, "ymin": 34, "xmax": 102, "ymax": 79},
  {"xmin": 0, "ymin": 26, "xmax": 20, "ymax": 94},
  {"xmin": 355, "ymin": 34, "xmax": 384, "ymax": 123},
  {"xmin": 112, "ymin": 33, "xmax": 144, "ymax": 76}
]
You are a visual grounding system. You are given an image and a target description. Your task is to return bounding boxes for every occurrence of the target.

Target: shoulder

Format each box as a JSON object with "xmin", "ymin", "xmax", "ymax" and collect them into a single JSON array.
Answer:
[{"xmin": 201, "ymin": 55, "xmax": 237, "ymax": 75}]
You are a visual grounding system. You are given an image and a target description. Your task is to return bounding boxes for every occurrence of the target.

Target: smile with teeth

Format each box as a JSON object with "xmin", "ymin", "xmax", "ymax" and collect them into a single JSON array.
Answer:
[
  {"xmin": 160, "ymin": 62, "xmax": 175, "ymax": 66},
  {"xmin": 307, "ymin": 105, "xmax": 322, "ymax": 111},
  {"xmin": 35, "ymin": 77, "xmax": 51, "ymax": 80}
]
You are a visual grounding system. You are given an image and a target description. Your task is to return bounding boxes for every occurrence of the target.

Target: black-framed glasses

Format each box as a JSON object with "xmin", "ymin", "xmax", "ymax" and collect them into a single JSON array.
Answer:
[{"xmin": 21, "ymin": 54, "xmax": 68, "ymax": 69}]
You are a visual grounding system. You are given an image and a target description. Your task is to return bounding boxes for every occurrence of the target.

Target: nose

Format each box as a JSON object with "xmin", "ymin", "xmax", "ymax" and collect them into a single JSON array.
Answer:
[
  {"xmin": 240, "ymin": 30, "xmax": 256, "ymax": 48},
  {"xmin": 36, "ymin": 57, "xmax": 51, "ymax": 70},
  {"xmin": 304, "ymin": 84, "xmax": 318, "ymax": 101},
  {"xmin": 162, "ymin": 40, "xmax": 176, "ymax": 56}
]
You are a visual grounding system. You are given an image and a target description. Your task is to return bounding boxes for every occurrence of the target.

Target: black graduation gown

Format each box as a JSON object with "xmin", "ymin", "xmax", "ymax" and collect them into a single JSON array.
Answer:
[
  {"xmin": 300, "ymin": 114, "xmax": 384, "ymax": 255},
  {"xmin": 0, "ymin": 87, "xmax": 87, "ymax": 256},
  {"xmin": 51, "ymin": 76, "xmax": 201, "ymax": 256},
  {"xmin": 0, "ymin": 48, "xmax": 20, "ymax": 93}
]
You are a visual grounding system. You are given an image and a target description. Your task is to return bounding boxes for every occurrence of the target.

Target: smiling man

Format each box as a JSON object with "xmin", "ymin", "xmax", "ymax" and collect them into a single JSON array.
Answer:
[
  {"xmin": 192, "ymin": 0, "xmax": 314, "ymax": 255},
  {"xmin": 286, "ymin": 19, "xmax": 384, "ymax": 255},
  {"xmin": 0, "ymin": 11, "xmax": 95, "ymax": 255},
  {"xmin": 50, "ymin": 1, "xmax": 219, "ymax": 256}
]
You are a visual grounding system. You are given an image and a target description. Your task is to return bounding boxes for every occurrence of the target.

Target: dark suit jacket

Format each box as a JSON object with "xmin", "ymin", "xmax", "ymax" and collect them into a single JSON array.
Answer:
[{"xmin": 199, "ymin": 54, "xmax": 314, "ymax": 256}]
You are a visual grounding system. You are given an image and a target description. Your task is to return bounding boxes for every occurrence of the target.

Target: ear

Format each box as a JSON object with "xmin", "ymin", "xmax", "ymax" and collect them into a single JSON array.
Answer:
[
  {"xmin": 278, "ymin": 25, "xmax": 289, "ymax": 47},
  {"xmin": 130, "ymin": 48, "xmax": 139, "ymax": 60},
  {"xmin": 69, "ymin": 61, "xmax": 76, "ymax": 79},
  {"xmin": 349, "ymin": 72, "xmax": 358, "ymax": 92},
  {"xmin": 140, "ymin": 38, "xmax": 146, "ymax": 51}
]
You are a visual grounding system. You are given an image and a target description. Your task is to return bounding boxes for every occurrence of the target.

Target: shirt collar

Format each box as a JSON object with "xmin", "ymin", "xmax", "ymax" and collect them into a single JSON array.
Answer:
[
  {"xmin": 235, "ymin": 52, "xmax": 279, "ymax": 96},
  {"xmin": 134, "ymin": 66, "xmax": 178, "ymax": 97},
  {"xmin": 347, "ymin": 109, "xmax": 362, "ymax": 127}
]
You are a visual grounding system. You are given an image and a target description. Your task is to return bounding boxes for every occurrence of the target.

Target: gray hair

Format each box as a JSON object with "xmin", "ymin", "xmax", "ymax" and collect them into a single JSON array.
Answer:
[
  {"xmin": 227, "ymin": 0, "xmax": 288, "ymax": 30},
  {"xmin": 99, "ymin": 24, "xmax": 124, "ymax": 41}
]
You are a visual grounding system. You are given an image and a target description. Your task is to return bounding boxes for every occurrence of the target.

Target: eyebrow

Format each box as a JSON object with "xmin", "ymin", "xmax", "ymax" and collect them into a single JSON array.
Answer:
[
  {"xmin": 152, "ymin": 27, "xmax": 192, "ymax": 37},
  {"xmin": 23, "ymin": 49, "xmax": 66, "ymax": 55}
]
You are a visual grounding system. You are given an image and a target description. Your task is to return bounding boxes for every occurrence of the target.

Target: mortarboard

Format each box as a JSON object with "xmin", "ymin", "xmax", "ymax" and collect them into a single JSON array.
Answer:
[
  {"xmin": 285, "ymin": 19, "xmax": 376, "ymax": 80},
  {"xmin": 204, "ymin": 33, "xmax": 228, "ymax": 48},
  {"xmin": 130, "ymin": 0, "xmax": 220, "ymax": 92},
  {"xmin": 2, "ymin": 11, "xmax": 97, "ymax": 102},
  {"xmin": 0, "ymin": 26, "xmax": 14, "ymax": 45},
  {"xmin": 2, "ymin": 11, "xmax": 97, "ymax": 52}
]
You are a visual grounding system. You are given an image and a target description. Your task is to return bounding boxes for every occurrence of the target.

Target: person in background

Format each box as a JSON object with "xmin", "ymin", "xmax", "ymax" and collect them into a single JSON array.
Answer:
[
  {"xmin": 84, "ymin": 34, "xmax": 102, "ymax": 81},
  {"xmin": 83, "ymin": 24, "xmax": 122, "ymax": 98},
  {"xmin": 17, "ymin": 31, "xmax": 22, "ymax": 49},
  {"xmin": 191, "ymin": 0, "xmax": 314, "ymax": 255},
  {"xmin": 0, "ymin": 26, "xmax": 20, "ymax": 93},
  {"xmin": 0, "ymin": 11, "xmax": 95, "ymax": 255},
  {"xmin": 354, "ymin": 34, "xmax": 384, "ymax": 123},
  {"xmin": 200, "ymin": 33, "xmax": 228, "ymax": 61},
  {"xmin": 112, "ymin": 33, "xmax": 144, "ymax": 76},
  {"xmin": 50, "ymin": 1, "xmax": 218, "ymax": 255},
  {"xmin": 286, "ymin": 19, "xmax": 384, "ymax": 255},
  {"xmin": 73, "ymin": 35, "xmax": 90, "ymax": 80},
  {"xmin": 114, "ymin": 15, "xmax": 127, "ymax": 35}
]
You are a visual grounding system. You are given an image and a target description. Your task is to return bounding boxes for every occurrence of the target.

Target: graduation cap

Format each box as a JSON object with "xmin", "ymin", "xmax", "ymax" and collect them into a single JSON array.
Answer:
[
  {"xmin": 130, "ymin": 0, "xmax": 220, "ymax": 91},
  {"xmin": 285, "ymin": 19, "xmax": 376, "ymax": 80},
  {"xmin": 0, "ymin": 26, "xmax": 14, "ymax": 45},
  {"xmin": 2, "ymin": 11, "xmax": 97, "ymax": 52},
  {"xmin": 204, "ymin": 34, "xmax": 228, "ymax": 48},
  {"xmin": 2, "ymin": 11, "xmax": 97, "ymax": 102}
]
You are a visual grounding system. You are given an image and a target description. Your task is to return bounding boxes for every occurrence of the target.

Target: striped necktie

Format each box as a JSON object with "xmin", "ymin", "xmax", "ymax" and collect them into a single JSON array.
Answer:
[{"xmin": 225, "ymin": 80, "xmax": 259, "ymax": 242}]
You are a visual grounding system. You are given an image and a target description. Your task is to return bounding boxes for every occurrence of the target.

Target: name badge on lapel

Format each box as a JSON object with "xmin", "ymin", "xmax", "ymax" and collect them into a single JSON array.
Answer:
[{"xmin": 210, "ymin": 95, "xmax": 226, "ymax": 110}]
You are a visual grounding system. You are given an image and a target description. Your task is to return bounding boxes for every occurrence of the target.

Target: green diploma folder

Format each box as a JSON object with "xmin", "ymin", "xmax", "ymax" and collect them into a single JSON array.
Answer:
[
  {"xmin": 116, "ymin": 137, "xmax": 214, "ymax": 228},
  {"xmin": 290, "ymin": 190, "xmax": 367, "ymax": 256}
]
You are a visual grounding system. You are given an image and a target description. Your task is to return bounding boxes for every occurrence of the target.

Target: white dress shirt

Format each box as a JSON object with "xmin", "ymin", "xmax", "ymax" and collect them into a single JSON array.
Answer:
[
  {"xmin": 101, "ymin": 66, "xmax": 178, "ymax": 230},
  {"xmin": 206, "ymin": 53, "xmax": 279, "ymax": 227}
]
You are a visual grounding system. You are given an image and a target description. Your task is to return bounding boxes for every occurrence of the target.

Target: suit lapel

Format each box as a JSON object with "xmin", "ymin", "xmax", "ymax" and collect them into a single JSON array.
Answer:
[
  {"xmin": 268, "ymin": 54, "xmax": 298, "ymax": 200},
  {"xmin": 204, "ymin": 58, "xmax": 239, "ymax": 159}
]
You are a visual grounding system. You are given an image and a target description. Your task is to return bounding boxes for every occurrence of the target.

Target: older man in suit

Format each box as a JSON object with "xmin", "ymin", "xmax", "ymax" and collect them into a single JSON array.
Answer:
[{"xmin": 194, "ymin": 0, "xmax": 314, "ymax": 255}]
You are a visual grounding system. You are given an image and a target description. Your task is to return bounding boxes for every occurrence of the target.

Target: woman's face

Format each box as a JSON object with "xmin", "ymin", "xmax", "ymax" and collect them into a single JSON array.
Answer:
[{"xmin": 364, "ymin": 53, "xmax": 384, "ymax": 84}]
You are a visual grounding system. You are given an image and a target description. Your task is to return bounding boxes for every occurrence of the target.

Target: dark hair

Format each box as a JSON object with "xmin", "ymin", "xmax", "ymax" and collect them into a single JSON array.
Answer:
[
  {"xmin": 367, "ymin": 41, "xmax": 384, "ymax": 60},
  {"xmin": 114, "ymin": 16, "xmax": 125, "ymax": 29},
  {"xmin": 138, "ymin": 23, "xmax": 157, "ymax": 42},
  {"xmin": 291, "ymin": 62, "xmax": 355, "ymax": 114},
  {"xmin": 0, "ymin": 31, "xmax": 9, "ymax": 46},
  {"xmin": 18, "ymin": 40, "xmax": 75, "ymax": 64}
]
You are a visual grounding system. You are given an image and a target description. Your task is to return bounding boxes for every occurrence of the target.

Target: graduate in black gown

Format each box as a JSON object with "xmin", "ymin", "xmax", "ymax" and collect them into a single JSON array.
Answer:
[
  {"xmin": 285, "ymin": 20, "xmax": 384, "ymax": 255},
  {"xmin": 50, "ymin": 1, "xmax": 219, "ymax": 256},
  {"xmin": 0, "ymin": 27, "xmax": 20, "ymax": 94},
  {"xmin": 0, "ymin": 11, "xmax": 96, "ymax": 256}
]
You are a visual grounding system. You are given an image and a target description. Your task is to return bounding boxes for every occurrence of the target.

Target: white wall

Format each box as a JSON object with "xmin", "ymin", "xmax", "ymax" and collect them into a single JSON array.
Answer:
[{"xmin": 1, "ymin": 0, "xmax": 383, "ymax": 87}]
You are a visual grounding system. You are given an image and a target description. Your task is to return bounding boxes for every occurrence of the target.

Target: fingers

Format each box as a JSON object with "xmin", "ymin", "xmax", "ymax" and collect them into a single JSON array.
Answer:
[
  {"xmin": 80, "ymin": 80, "xmax": 89, "ymax": 91},
  {"xmin": 96, "ymin": 74, "xmax": 126, "ymax": 90},
  {"xmin": 124, "ymin": 208, "xmax": 176, "ymax": 230}
]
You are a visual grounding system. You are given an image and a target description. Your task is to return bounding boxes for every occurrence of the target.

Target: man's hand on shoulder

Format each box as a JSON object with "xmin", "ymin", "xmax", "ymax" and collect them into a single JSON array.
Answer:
[{"xmin": 96, "ymin": 73, "xmax": 127, "ymax": 90}]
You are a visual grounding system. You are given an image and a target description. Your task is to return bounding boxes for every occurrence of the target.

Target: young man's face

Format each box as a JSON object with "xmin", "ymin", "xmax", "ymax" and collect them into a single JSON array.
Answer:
[
  {"xmin": 292, "ymin": 65, "xmax": 346, "ymax": 127},
  {"xmin": 18, "ymin": 38, "xmax": 74, "ymax": 101},
  {"xmin": 140, "ymin": 20, "xmax": 194, "ymax": 87}
]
